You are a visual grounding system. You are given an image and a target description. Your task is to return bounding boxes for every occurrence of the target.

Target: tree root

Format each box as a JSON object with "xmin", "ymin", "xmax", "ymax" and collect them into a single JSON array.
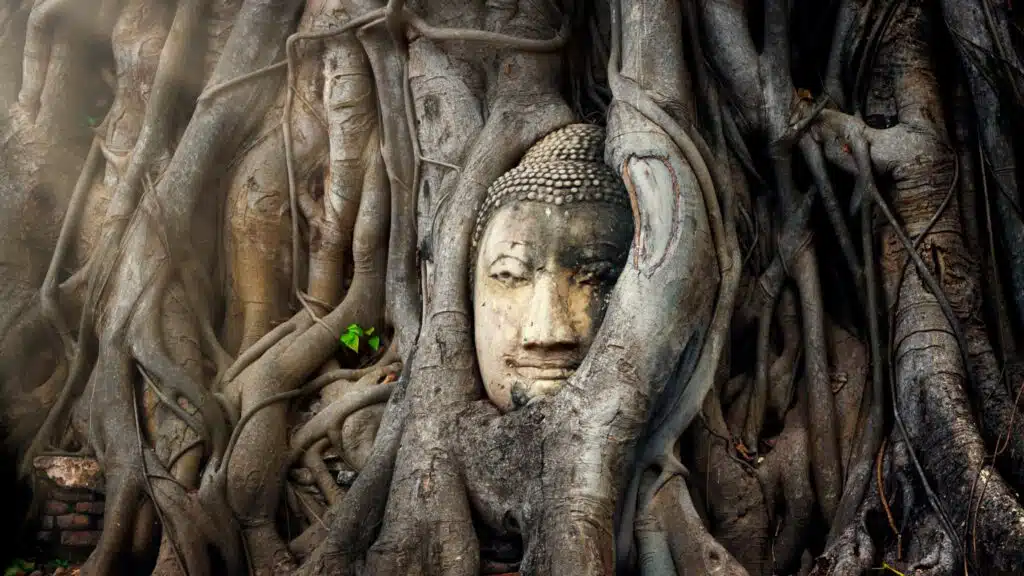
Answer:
[
  {"xmin": 792, "ymin": 247, "xmax": 845, "ymax": 523},
  {"xmin": 300, "ymin": 365, "xmax": 410, "ymax": 575},
  {"xmin": 17, "ymin": 0, "xmax": 76, "ymax": 120},
  {"xmin": 692, "ymin": 393, "xmax": 771, "ymax": 575},
  {"xmin": 301, "ymin": 438, "xmax": 342, "ymax": 507},
  {"xmin": 607, "ymin": 1, "xmax": 741, "ymax": 565},
  {"xmin": 221, "ymin": 320, "xmax": 299, "ymax": 392},
  {"xmin": 289, "ymin": 382, "xmax": 395, "ymax": 463},
  {"xmin": 638, "ymin": 472, "xmax": 748, "ymax": 576},
  {"xmin": 131, "ymin": 295, "xmax": 228, "ymax": 464},
  {"xmin": 6, "ymin": 2, "xmax": 1024, "ymax": 576},
  {"xmin": 41, "ymin": 137, "xmax": 102, "ymax": 358}
]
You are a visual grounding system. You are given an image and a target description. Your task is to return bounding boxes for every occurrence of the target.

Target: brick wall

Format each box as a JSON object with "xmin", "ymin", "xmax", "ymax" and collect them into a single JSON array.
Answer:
[{"xmin": 32, "ymin": 457, "xmax": 103, "ymax": 560}]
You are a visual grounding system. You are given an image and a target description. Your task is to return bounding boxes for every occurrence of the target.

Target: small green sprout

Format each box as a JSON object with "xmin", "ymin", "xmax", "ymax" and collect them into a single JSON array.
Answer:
[
  {"xmin": 340, "ymin": 324, "xmax": 380, "ymax": 353},
  {"xmin": 4, "ymin": 559, "xmax": 35, "ymax": 576}
]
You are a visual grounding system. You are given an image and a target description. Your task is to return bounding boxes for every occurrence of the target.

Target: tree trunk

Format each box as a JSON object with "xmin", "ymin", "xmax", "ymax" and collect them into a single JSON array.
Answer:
[{"xmin": 2, "ymin": 1, "xmax": 1024, "ymax": 575}]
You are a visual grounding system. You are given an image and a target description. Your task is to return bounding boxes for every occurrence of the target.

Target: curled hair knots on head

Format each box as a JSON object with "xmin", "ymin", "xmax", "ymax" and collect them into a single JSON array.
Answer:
[{"xmin": 471, "ymin": 123, "xmax": 631, "ymax": 252}]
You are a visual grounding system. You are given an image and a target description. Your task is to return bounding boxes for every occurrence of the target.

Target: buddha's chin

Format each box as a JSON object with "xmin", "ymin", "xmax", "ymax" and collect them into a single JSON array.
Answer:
[{"xmin": 509, "ymin": 378, "xmax": 567, "ymax": 409}]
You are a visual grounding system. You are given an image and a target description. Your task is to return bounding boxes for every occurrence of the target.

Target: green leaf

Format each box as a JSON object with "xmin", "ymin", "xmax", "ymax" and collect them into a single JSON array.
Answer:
[
  {"xmin": 368, "ymin": 335, "xmax": 380, "ymax": 351},
  {"xmin": 365, "ymin": 326, "xmax": 375, "ymax": 336},
  {"xmin": 4, "ymin": 559, "xmax": 31, "ymax": 576},
  {"xmin": 346, "ymin": 323, "xmax": 364, "ymax": 337},
  {"xmin": 340, "ymin": 331, "xmax": 360, "ymax": 352}
]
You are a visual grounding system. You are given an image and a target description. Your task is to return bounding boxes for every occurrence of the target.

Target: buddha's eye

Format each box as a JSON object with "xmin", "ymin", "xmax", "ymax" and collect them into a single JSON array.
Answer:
[
  {"xmin": 576, "ymin": 261, "xmax": 616, "ymax": 286},
  {"xmin": 488, "ymin": 257, "xmax": 529, "ymax": 287}
]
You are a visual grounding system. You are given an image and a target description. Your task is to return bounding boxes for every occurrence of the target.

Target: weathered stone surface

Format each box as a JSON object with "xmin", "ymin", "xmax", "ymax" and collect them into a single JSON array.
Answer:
[
  {"xmin": 472, "ymin": 125, "xmax": 633, "ymax": 413},
  {"xmin": 33, "ymin": 456, "xmax": 103, "ymax": 492},
  {"xmin": 74, "ymin": 500, "xmax": 104, "ymax": 514},
  {"xmin": 61, "ymin": 530, "xmax": 102, "ymax": 547},
  {"xmin": 40, "ymin": 515, "xmax": 54, "ymax": 529},
  {"xmin": 43, "ymin": 500, "xmax": 70, "ymax": 515},
  {"xmin": 56, "ymin": 514, "xmax": 92, "ymax": 530},
  {"xmin": 36, "ymin": 530, "xmax": 54, "ymax": 543}
]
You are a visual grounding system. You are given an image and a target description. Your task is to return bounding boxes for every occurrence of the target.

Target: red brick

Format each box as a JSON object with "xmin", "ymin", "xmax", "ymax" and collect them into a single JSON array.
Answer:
[
  {"xmin": 43, "ymin": 500, "xmax": 70, "ymax": 515},
  {"xmin": 74, "ymin": 500, "xmax": 104, "ymax": 514},
  {"xmin": 36, "ymin": 530, "xmax": 54, "ymax": 543},
  {"xmin": 61, "ymin": 530, "xmax": 101, "ymax": 547},
  {"xmin": 56, "ymin": 513, "xmax": 92, "ymax": 529}
]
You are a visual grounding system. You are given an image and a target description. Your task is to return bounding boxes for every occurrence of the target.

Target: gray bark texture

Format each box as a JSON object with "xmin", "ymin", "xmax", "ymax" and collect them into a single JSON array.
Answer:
[{"xmin": 1, "ymin": 0, "xmax": 1024, "ymax": 575}]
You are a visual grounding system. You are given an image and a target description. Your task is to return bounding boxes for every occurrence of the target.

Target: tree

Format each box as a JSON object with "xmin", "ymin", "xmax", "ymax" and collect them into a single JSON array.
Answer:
[{"xmin": 1, "ymin": 0, "xmax": 1023, "ymax": 574}]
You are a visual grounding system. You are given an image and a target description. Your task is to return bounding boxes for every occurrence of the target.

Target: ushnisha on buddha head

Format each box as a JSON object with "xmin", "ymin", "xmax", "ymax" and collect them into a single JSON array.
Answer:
[{"xmin": 471, "ymin": 124, "xmax": 634, "ymax": 412}]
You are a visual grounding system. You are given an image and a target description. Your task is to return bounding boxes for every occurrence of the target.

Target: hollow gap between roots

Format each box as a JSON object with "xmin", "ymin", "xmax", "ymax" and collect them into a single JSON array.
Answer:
[{"xmin": 472, "ymin": 505, "xmax": 523, "ymax": 575}]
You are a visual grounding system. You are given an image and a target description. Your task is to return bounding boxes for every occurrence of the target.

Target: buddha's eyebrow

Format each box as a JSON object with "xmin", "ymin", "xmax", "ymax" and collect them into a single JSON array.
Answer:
[
  {"xmin": 489, "ymin": 242, "xmax": 533, "ymax": 263},
  {"xmin": 488, "ymin": 252, "xmax": 533, "ymax": 269}
]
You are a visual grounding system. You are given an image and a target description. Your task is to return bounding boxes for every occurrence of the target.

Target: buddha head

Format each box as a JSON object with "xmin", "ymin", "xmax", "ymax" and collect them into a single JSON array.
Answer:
[{"xmin": 471, "ymin": 124, "xmax": 634, "ymax": 412}]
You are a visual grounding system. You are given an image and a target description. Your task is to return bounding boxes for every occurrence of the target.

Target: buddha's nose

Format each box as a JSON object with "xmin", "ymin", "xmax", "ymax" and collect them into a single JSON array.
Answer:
[{"xmin": 521, "ymin": 274, "xmax": 578, "ymax": 349}]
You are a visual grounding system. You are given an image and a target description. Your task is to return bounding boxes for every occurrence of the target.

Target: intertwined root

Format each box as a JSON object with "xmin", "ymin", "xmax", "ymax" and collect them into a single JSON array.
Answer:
[{"xmin": 3, "ymin": 0, "xmax": 1024, "ymax": 575}]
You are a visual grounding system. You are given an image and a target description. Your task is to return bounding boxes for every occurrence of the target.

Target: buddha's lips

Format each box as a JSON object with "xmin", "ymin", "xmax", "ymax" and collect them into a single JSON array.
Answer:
[{"xmin": 511, "ymin": 359, "xmax": 580, "ymax": 380}]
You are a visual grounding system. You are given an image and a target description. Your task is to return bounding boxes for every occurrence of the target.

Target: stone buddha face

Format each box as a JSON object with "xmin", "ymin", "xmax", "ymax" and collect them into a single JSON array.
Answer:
[{"xmin": 472, "ymin": 124, "xmax": 633, "ymax": 412}]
